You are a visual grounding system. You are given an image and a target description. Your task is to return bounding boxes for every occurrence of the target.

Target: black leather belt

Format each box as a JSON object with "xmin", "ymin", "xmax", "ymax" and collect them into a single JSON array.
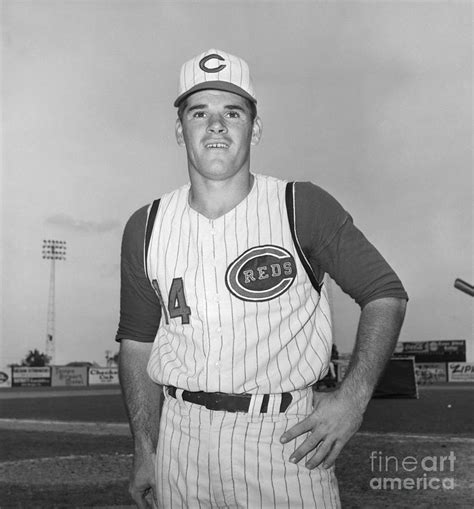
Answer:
[{"xmin": 167, "ymin": 386, "xmax": 292, "ymax": 413}]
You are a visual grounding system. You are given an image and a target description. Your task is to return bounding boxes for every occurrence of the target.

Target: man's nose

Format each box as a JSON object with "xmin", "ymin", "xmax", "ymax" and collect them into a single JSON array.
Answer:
[{"xmin": 207, "ymin": 115, "xmax": 227, "ymax": 134}]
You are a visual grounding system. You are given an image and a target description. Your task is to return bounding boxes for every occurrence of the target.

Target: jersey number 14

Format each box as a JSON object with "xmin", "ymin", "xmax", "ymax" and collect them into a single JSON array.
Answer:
[{"xmin": 152, "ymin": 277, "xmax": 191, "ymax": 325}]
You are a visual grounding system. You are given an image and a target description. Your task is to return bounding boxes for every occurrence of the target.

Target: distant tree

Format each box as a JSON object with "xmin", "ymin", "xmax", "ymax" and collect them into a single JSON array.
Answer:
[
  {"xmin": 21, "ymin": 349, "xmax": 51, "ymax": 367},
  {"xmin": 66, "ymin": 361, "xmax": 94, "ymax": 367},
  {"xmin": 105, "ymin": 350, "xmax": 119, "ymax": 366}
]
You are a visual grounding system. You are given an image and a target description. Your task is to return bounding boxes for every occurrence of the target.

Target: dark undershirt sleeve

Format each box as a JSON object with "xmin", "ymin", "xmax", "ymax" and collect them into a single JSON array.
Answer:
[
  {"xmin": 294, "ymin": 182, "xmax": 408, "ymax": 308},
  {"xmin": 115, "ymin": 205, "xmax": 161, "ymax": 342}
]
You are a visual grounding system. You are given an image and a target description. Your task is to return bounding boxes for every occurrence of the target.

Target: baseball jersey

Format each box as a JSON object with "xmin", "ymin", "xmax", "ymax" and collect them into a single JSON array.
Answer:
[
  {"xmin": 145, "ymin": 174, "xmax": 332, "ymax": 394},
  {"xmin": 116, "ymin": 175, "xmax": 408, "ymax": 394}
]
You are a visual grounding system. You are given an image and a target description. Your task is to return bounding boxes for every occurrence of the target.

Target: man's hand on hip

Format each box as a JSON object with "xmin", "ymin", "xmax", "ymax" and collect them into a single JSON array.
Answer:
[{"xmin": 280, "ymin": 388, "xmax": 365, "ymax": 470}]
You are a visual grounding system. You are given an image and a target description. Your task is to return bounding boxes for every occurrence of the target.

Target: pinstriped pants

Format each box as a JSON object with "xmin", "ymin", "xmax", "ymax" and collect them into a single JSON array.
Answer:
[{"xmin": 155, "ymin": 387, "xmax": 341, "ymax": 509}]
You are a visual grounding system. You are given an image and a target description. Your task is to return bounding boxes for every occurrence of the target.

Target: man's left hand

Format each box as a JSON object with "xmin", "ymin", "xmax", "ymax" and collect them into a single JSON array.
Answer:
[{"xmin": 280, "ymin": 389, "xmax": 365, "ymax": 469}]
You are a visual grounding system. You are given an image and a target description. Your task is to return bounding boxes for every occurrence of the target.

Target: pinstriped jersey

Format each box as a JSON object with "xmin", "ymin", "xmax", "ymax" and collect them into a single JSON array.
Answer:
[{"xmin": 145, "ymin": 173, "xmax": 332, "ymax": 394}]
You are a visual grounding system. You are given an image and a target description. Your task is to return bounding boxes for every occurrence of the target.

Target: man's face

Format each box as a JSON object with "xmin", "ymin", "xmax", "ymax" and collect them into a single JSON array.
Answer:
[{"xmin": 175, "ymin": 90, "xmax": 262, "ymax": 181}]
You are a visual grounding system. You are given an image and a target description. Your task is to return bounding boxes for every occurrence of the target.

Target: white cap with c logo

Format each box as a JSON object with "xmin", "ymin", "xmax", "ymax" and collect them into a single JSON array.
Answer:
[{"xmin": 174, "ymin": 48, "xmax": 257, "ymax": 107}]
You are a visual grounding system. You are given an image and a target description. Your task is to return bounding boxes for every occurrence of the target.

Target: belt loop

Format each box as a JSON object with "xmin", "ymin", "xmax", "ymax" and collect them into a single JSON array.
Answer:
[
  {"xmin": 248, "ymin": 394, "xmax": 264, "ymax": 417},
  {"xmin": 269, "ymin": 394, "xmax": 282, "ymax": 415},
  {"xmin": 175, "ymin": 388, "xmax": 184, "ymax": 402}
]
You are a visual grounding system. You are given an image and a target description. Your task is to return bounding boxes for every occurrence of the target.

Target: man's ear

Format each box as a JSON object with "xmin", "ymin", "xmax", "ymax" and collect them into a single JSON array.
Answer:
[
  {"xmin": 175, "ymin": 118, "xmax": 185, "ymax": 146},
  {"xmin": 251, "ymin": 116, "xmax": 263, "ymax": 146}
]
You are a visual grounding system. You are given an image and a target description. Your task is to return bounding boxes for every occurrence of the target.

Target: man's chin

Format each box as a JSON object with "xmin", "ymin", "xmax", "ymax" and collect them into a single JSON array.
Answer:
[{"xmin": 200, "ymin": 162, "xmax": 234, "ymax": 178}]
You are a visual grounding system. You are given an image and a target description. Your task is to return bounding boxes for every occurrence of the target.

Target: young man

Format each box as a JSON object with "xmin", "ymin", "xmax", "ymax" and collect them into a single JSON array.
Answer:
[{"xmin": 117, "ymin": 49, "xmax": 408, "ymax": 508}]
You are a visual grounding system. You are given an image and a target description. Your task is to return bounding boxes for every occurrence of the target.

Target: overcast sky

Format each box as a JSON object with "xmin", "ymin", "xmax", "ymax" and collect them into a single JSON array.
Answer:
[{"xmin": 1, "ymin": 1, "xmax": 472, "ymax": 366}]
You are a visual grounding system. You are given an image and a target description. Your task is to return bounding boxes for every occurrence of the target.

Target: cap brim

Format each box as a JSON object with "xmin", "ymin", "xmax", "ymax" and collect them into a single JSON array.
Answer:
[{"xmin": 174, "ymin": 80, "xmax": 257, "ymax": 107}]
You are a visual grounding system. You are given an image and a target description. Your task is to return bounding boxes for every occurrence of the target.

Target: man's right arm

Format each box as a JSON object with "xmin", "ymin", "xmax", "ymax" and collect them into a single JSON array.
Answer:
[
  {"xmin": 119, "ymin": 339, "xmax": 162, "ymax": 508},
  {"xmin": 116, "ymin": 205, "xmax": 163, "ymax": 508}
]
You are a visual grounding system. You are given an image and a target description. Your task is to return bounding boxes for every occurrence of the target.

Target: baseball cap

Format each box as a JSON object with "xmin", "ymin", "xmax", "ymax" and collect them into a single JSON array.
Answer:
[{"xmin": 174, "ymin": 48, "xmax": 257, "ymax": 107}]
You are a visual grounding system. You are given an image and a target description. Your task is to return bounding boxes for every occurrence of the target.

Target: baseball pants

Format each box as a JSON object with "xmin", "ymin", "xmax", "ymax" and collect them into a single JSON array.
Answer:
[{"xmin": 155, "ymin": 387, "xmax": 341, "ymax": 508}]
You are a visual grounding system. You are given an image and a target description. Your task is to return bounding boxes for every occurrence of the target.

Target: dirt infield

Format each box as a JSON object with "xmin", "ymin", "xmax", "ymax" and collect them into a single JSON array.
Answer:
[
  {"xmin": 0, "ymin": 385, "xmax": 473, "ymax": 508},
  {"xmin": 1, "ymin": 429, "xmax": 472, "ymax": 508}
]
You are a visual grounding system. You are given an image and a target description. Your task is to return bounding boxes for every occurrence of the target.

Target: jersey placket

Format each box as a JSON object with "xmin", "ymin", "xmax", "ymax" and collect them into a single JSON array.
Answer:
[{"xmin": 201, "ymin": 218, "xmax": 225, "ymax": 390}]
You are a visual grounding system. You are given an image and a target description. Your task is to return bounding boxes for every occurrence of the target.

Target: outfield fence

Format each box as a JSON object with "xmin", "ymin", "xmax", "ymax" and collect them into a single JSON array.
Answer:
[{"xmin": 0, "ymin": 366, "xmax": 119, "ymax": 388}]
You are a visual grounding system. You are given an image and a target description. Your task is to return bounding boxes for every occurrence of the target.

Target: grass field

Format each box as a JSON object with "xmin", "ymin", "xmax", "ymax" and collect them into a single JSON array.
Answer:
[{"xmin": 0, "ymin": 385, "xmax": 473, "ymax": 508}]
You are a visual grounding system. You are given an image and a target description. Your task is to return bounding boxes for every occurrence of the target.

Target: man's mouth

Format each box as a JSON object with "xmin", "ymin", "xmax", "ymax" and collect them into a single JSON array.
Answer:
[{"xmin": 205, "ymin": 142, "xmax": 229, "ymax": 149}]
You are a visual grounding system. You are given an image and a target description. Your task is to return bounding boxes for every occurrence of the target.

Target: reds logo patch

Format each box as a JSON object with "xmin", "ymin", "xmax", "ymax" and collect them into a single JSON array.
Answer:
[{"xmin": 225, "ymin": 245, "xmax": 297, "ymax": 302}]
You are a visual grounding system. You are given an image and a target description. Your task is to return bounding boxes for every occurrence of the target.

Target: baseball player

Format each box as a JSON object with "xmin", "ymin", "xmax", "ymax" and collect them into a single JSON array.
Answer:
[{"xmin": 117, "ymin": 49, "xmax": 408, "ymax": 508}]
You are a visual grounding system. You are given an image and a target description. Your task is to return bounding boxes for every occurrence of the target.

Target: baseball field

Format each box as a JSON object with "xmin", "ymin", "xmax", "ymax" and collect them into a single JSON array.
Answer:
[{"xmin": 0, "ymin": 384, "xmax": 473, "ymax": 509}]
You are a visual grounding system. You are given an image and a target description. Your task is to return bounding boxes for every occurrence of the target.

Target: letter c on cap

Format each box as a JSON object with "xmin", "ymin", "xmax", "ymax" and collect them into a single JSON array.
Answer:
[{"xmin": 199, "ymin": 54, "xmax": 226, "ymax": 73}]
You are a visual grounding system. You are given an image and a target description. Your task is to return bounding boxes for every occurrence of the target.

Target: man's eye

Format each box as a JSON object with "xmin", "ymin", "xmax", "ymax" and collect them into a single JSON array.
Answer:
[
  {"xmin": 193, "ymin": 111, "xmax": 206, "ymax": 118},
  {"xmin": 226, "ymin": 111, "xmax": 240, "ymax": 118}
]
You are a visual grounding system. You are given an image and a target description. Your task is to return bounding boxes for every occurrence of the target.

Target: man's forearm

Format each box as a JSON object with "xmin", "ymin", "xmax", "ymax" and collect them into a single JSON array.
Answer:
[
  {"xmin": 339, "ymin": 297, "xmax": 407, "ymax": 408},
  {"xmin": 280, "ymin": 297, "xmax": 407, "ymax": 468},
  {"xmin": 119, "ymin": 339, "xmax": 163, "ymax": 450}
]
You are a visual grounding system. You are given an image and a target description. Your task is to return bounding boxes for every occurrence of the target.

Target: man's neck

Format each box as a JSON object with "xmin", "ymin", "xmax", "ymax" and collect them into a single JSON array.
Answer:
[{"xmin": 188, "ymin": 172, "xmax": 254, "ymax": 220}]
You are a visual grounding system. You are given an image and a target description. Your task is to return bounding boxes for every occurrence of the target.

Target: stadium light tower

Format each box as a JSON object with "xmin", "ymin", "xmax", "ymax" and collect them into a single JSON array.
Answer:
[{"xmin": 42, "ymin": 240, "xmax": 67, "ymax": 364}]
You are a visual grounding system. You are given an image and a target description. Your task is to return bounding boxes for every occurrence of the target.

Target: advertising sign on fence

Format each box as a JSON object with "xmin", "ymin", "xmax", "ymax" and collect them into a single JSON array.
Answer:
[
  {"xmin": 394, "ymin": 340, "xmax": 466, "ymax": 363},
  {"xmin": 0, "ymin": 366, "xmax": 12, "ymax": 388},
  {"xmin": 88, "ymin": 367, "xmax": 119, "ymax": 385},
  {"xmin": 415, "ymin": 363, "xmax": 447, "ymax": 384},
  {"xmin": 51, "ymin": 366, "xmax": 88, "ymax": 387},
  {"xmin": 12, "ymin": 366, "xmax": 51, "ymax": 387},
  {"xmin": 447, "ymin": 362, "xmax": 474, "ymax": 382}
]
